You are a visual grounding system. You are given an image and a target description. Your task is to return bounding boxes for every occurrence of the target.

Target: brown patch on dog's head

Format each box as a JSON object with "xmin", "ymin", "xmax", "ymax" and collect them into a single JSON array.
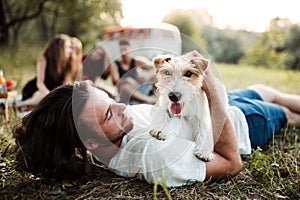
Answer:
[{"xmin": 153, "ymin": 56, "xmax": 172, "ymax": 70}]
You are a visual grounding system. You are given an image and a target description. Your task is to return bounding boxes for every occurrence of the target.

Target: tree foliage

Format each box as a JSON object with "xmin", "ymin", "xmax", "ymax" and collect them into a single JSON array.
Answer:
[
  {"xmin": 163, "ymin": 9, "xmax": 196, "ymax": 37},
  {"xmin": 163, "ymin": 9, "xmax": 246, "ymax": 63},
  {"xmin": 241, "ymin": 17, "xmax": 299, "ymax": 69},
  {"xmin": 280, "ymin": 24, "xmax": 300, "ymax": 69},
  {"xmin": 163, "ymin": 9, "xmax": 300, "ymax": 69},
  {"xmin": 0, "ymin": 0, "xmax": 122, "ymax": 47},
  {"xmin": 163, "ymin": 9, "xmax": 206, "ymax": 54},
  {"xmin": 201, "ymin": 26, "xmax": 245, "ymax": 64},
  {"xmin": 2, "ymin": 3, "xmax": 300, "ymax": 70},
  {"xmin": 0, "ymin": 0, "xmax": 47, "ymax": 46}
]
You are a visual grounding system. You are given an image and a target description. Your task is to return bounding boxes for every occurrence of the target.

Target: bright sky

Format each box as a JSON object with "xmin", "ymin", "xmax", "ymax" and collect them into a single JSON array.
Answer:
[{"xmin": 121, "ymin": 0, "xmax": 300, "ymax": 32}]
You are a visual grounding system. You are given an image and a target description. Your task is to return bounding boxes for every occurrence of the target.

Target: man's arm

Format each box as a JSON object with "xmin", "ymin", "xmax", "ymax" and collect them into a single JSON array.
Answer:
[
  {"xmin": 205, "ymin": 115, "xmax": 242, "ymax": 179},
  {"xmin": 135, "ymin": 59, "xmax": 156, "ymax": 83},
  {"xmin": 117, "ymin": 77, "xmax": 157, "ymax": 104},
  {"xmin": 109, "ymin": 62, "xmax": 120, "ymax": 86},
  {"xmin": 185, "ymin": 50, "xmax": 242, "ymax": 179},
  {"xmin": 203, "ymin": 56, "xmax": 242, "ymax": 179}
]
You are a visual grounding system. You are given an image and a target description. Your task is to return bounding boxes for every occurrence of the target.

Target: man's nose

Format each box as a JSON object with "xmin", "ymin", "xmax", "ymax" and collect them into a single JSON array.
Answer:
[{"xmin": 112, "ymin": 103, "xmax": 126, "ymax": 115}]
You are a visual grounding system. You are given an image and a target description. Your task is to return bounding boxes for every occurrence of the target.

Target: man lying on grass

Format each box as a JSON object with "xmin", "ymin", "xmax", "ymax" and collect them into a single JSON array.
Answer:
[{"xmin": 14, "ymin": 51, "xmax": 300, "ymax": 187}]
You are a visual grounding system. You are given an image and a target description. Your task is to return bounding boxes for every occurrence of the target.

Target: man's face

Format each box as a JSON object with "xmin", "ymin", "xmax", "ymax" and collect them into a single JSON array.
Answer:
[
  {"xmin": 119, "ymin": 44, "xmax": 130, "ymax": 56},
  {"xmin": 81, "ymin": 87, "xmax": 134, "ymax": 145}
]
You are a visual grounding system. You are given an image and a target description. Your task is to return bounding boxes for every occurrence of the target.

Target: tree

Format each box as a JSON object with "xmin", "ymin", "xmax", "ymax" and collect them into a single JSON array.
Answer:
[
  {"xmin": 163, "ymin": 8, "xmax": 247, "ymax": 63},
  {"xmin": 279, "ymin": 24, "xmax": 300, "ymax": 69},
  {"xmin": 36, "ymin": 0, "xmax": 122, "ymax": 42},
  {"xmin": 0, "ymin": 0, "xmax": 47, "ymax": 47},
  {"xmin": 241, "ymin": 17, "xmax": 293, "ymax": 69},
  {"xmin": 201, "ymin": 26, "xmax": 245, "ymax": 64},
  {"xmin": 0, "ymin": 0, "xmax": 122, "ymax": 47},
  {"xmin": 163, "ymin": 9, "xmax": 206, "ymax": 54}
]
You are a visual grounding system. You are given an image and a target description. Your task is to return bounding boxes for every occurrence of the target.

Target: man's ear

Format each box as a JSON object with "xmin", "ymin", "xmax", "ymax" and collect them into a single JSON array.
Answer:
[{"xmin": 84, "ymin": 138, "xmax": 100, "ymax": 150}]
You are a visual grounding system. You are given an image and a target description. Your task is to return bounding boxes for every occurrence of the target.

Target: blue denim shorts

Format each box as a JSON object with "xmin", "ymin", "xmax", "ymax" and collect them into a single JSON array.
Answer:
[{"xmin": 228, "ymin": 88, "xmax": 287, "ymax": 148}]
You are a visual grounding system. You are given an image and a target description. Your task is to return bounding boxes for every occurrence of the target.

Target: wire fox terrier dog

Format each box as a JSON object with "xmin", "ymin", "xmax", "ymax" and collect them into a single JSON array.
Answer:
[{"xmin": 149, "ymin": 55, "xmax": 214, "ymax": 161}]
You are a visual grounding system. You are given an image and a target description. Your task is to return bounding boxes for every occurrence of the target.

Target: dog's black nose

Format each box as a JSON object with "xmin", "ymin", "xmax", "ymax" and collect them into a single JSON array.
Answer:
[{"xmin": 169, "ymin": 92, "xmax": 181, "ymax": 102}]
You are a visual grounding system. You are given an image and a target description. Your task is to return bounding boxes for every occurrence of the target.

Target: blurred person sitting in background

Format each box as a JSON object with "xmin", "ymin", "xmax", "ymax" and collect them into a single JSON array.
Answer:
[
  {"xmin": 108, "ymin": 39, "xmax": 157, "ymax": 104},
  {"xmin": 18, "ymin": 34, "xmax": 82, "ymax": 108},
  {"xmin": 82, "ymin": 46, "xmax": 111, "ymax": 82}
]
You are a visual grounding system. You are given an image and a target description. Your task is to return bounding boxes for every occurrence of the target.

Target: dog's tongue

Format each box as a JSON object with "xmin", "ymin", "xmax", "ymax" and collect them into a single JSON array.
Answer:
[{"xmin": 170, "ymin": 103, "xmax": 182, "ymax": 115}]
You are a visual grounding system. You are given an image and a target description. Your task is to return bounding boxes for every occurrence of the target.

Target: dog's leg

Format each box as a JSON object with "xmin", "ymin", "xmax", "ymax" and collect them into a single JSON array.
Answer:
[
  {"xmin": 194, "ymin": 126, "xmax": 214, "ymax": 162},
  {"xmin": 149, "ymin": 117, "xmax": 182, "ymax": 140},
  {"xmin": 193, "ymin": 122, "xmax": 215, "ymax": 162},
  {"xmin": 194, "ymin": 148, "xmax": 215, "ymax": 162},
  {"xmin": 194, "ymin": 132, "xmax": 215, "ymax": 161},
  {"xmin": 193, "ymin": 93, "xmax": 215, "ymax": 162},
  {"xmin": 149, "ymin": 129, "xmax": 167, "ymax": 140},
  {"xmin": 193, "ymin": 121, "xmax": 215, "ymax": 162}
]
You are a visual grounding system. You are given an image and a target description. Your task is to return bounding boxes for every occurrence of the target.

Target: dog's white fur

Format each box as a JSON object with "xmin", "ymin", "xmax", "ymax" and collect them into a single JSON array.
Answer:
[{"xmin": 149, "ymin": 55, "xmax": 214, "ymax": 161}]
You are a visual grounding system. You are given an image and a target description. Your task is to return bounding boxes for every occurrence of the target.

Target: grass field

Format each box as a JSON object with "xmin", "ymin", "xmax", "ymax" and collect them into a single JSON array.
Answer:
[
  {"xmin": 0, "ymin": 53, "xmax": 299, "ymax": 199},
  {"xmin": 216, "ymin": 63, "xmax": 300, "ymax": 95}
]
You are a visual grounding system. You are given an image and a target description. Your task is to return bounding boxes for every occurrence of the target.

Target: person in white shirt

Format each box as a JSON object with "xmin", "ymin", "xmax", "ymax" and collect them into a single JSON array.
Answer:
[
  {"xmin": 77, "ymin": 77, "xmax": 243, "ymax": 187},
  {"xmin": 14, "ymin": 53, "xmax": 300, "ymax": 187}
]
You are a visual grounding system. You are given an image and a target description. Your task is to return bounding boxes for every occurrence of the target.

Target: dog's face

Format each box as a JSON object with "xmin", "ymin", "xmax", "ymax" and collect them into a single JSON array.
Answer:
[{"xmin": 153, "ymin": 56, "xmax": 209, "ymax": 116}]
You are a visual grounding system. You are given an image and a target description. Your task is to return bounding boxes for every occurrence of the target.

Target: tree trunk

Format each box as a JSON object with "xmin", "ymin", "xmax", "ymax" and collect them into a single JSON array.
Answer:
[
  {"xmin": 0, "ymin": 0, "xmax": 9, "ymax": 47},
  {"xmin": 0, "ymin": 0, "xmax": 46, "ymax": 47}
]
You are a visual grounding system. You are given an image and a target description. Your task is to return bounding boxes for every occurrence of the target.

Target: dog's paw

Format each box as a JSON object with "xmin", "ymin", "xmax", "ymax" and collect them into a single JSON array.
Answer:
[
  {"xmin": 149, "ymin": 129, "xmax": 167, "ymax": 140},
  {"xmin": 193, "ymin": 148, "xmax": 215, "ymax": 162}
]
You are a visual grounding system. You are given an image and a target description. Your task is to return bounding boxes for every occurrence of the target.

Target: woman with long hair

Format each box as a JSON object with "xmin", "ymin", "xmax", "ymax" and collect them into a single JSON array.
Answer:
[{"xmin": 19, "ymin": 34, "xmax": 81, "ymax": 107}]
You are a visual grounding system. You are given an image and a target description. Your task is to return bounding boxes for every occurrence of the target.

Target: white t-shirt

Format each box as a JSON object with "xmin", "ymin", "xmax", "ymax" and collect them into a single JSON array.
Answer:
[
  {"xmin": 227, "ymin": 105, "xmax": 251, "ymax": 155},
  {"xmin": 108, "ymin": 104, "xmax": 250, "ymax": 187}
]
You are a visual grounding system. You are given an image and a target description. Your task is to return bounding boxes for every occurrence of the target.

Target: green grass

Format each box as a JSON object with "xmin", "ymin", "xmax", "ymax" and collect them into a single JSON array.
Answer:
[
  {"xmin": 0, "ymin": 44, "xmax": 41, "ymax": 92},
  {"xmin": 91, "ymin": 62, "xmax": 300, "ymax": 98},
  {"xmin": 216, "ymin": 63, "xmax": 300, "ymax": 95},
  {"xmin": 0, "ymin": 51, "xmax": 299, "ymax": 199}
]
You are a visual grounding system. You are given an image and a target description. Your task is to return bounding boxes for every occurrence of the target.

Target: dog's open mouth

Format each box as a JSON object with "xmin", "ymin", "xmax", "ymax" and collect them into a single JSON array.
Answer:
[{"xmin": 170, "ymin": 102, "xmax": 182, "ymax": 115}]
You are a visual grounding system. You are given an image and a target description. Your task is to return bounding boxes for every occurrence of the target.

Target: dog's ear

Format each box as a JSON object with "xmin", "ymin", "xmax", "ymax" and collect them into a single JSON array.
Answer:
[
  {"xmin": 182, "ymin": 50, "xmax": 202, "ymax": 59},
  {"xmin": 153, "ymin": 56, "xmax": 172, "ymax": 69},
  {"xmin": 191, "ymin": 57, "xmax": 209, "ymax": 72}
]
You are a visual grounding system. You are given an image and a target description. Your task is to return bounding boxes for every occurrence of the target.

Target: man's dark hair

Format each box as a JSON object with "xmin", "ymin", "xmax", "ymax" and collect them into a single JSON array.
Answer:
[
  {"xmin": 119, "ymin": 38, "xmax": 130, "ymax": 46},
  {"xmin": 14, "ymin": 81, "xmax": 93, "ymax": 180}
]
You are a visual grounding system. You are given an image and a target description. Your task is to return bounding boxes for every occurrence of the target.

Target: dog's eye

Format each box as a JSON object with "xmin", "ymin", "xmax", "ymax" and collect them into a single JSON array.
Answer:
[
  {"xmin": 164, "ymin": 71, "xmax": 171, "ymax": 76},
  {"xmin": 184, "ymin": 71, "xmax": 193, "ymax": 78}
]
